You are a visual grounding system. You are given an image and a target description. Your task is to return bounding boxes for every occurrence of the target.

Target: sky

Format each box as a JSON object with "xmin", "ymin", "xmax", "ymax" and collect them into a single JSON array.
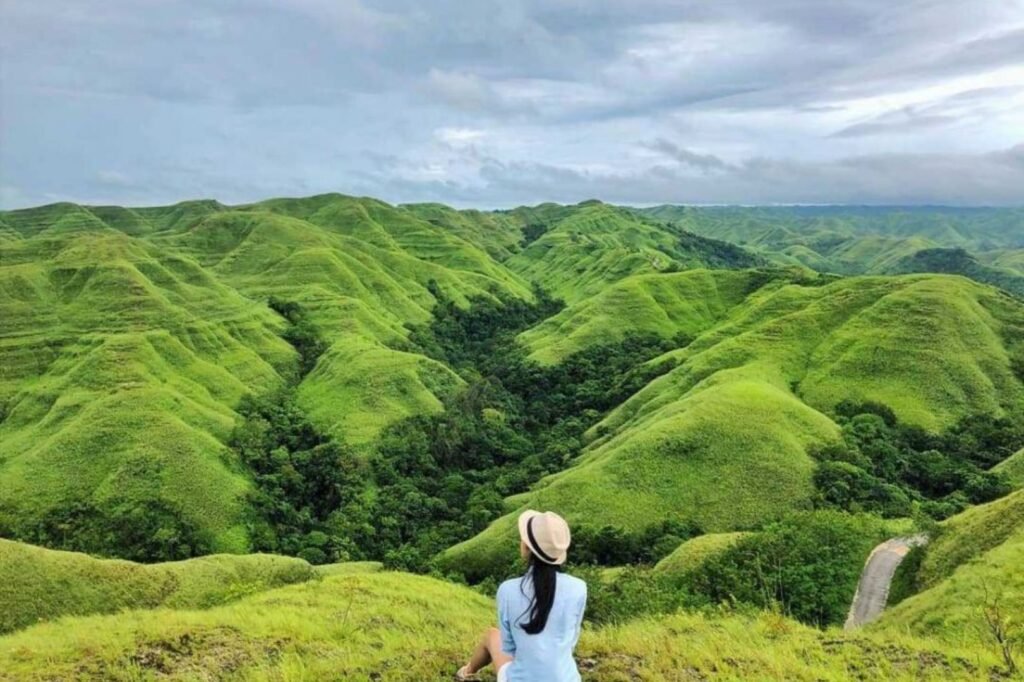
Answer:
[{"xmin": 2, "ymin": 0, "xmax": 1023, "ymax": 209}]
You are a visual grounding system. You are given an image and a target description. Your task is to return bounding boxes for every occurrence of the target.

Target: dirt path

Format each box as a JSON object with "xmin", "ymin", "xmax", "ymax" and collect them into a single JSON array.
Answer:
[{"xmin": 844, "ymin": 534, "xmax": 928, "ymax": 630}]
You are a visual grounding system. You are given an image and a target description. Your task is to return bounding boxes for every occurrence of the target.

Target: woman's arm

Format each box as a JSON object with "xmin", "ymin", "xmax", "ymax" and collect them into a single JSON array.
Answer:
[
  {"xmin": 571, "ymin": 585, "xmax": 587, "ymax": 648},
  {"xmin": 497, "ymin": 590, "xmax": 517, "ymax": 656}
]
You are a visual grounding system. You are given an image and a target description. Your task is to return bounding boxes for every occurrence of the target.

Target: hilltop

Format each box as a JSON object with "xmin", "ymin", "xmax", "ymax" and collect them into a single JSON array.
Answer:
[{"xmin": 0, "ymin": 545, "xmax": 1006, "ymax": 681}]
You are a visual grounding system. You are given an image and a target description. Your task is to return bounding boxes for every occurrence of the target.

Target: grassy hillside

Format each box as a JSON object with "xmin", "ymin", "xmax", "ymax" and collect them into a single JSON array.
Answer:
[
  {"xmin": 0, "ymin": 195, "xmax": 538, "ymax": 555},
  {"xmin": 505, "ymin": 201, "xmax": 761, "ymax": 303},
  {"xmin": 652, "ymin": 531, "xmax": 752, "ymax": 578},
  {"xmin": 890, "ymin": 248, "xmax": 1024, "ymax": 297},
  {"xmin": 876, "ymin": 490, "xmax": 1024, "ymax": 645},
  {"xmin": 640, "ymin": 205, "xmax": 1024, "ymax": 296},
  {"xmin": 445, "ymin": 274, "xmax": 1024, "ymax": 576},
  {"xmin": 0, "ymin": 539, "xmax": 316, "ymax": 635},
  {"xmin": 519, "ymin": 268, "xmax": 783, "ymax": 364},
  {"xmin": 0, "ymin": 228, "xmax": 294, "ymax": 552},
  {"xmin": 0, "ymin": 569, "xmax": 1004, "ymax": 681},
  {"xmin": 993, "ymin": 447, "xmax": 1024, "ymax": 488}
]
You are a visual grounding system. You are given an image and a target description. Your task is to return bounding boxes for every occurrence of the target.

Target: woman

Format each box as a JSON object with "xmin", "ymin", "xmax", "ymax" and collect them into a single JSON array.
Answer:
[{"xmin": 457, "ymin": 510, "xmax": 587, "ymax": 682}]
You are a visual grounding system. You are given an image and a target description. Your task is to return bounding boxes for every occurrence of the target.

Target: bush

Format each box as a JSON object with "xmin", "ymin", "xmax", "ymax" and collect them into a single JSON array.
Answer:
[
  {"xmin": 811, "ymin": 403, "xmax": 1018, "ymax": 520},
  {"xmin": 687, "ymin": 511, "xmax": 888, "ymax": 627}
]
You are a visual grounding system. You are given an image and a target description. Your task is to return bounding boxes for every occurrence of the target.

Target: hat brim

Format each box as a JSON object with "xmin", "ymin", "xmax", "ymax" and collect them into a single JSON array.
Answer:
[{"xmin": 518, "ymin": 509, "xmax": 566, "ymax": 565}]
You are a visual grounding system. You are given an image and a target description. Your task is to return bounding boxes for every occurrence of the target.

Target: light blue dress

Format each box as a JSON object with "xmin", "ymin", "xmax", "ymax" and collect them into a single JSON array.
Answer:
[{"xmin": 497, "ymin": 572, "xmax": 588, "ymax": 682}]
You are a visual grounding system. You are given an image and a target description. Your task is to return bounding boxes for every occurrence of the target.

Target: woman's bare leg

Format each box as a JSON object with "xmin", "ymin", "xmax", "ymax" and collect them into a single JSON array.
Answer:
[{"xmin": 465, "ymin": 627, "xmax": 513, "ymax": 675}]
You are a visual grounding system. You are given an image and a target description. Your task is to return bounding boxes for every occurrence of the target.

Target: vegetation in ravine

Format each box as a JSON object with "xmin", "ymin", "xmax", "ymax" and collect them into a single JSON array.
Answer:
[
  {"xmin": 229, "ymin": 288, "xmax": 682, "ymax": 571},
  {"xmin": 810, "ymin": 401, "xmax": 1018, "ymax": 520},
  {"xmin": 3, "ymin": 196, "xmax": 1024, "ymax": 680},
  {"xmin": 447, "ymin": 273, "xmax": 1024, "ymax": 578}
]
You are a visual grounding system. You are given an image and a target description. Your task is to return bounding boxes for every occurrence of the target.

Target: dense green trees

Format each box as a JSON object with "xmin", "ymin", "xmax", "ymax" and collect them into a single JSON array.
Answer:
[
  {"xmin": 235, "ymin": 290, "xmax": 681, "ymax": 568},
  {"xmin": 687, "ymin": 511, "xmax": 889, "ymax": 626},
  {"xmin": 811, "ymin": 402, "xmax": 1017, "ymax": 520},
  {"xmin": 231, "ymin": 391, "xmax": 368, "ymax": 564}
]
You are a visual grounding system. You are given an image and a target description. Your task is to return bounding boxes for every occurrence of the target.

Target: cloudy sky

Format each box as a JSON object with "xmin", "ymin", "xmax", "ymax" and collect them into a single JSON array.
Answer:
[{"xmin": 2, "ymin": 0, "xmax": 1023, "ymax": 209}]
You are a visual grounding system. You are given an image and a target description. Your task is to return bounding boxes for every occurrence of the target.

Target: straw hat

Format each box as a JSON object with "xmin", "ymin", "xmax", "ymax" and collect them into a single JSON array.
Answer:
[{"xmin": 518, "ymin": 510, "xmax": 571, "ymax": 565}]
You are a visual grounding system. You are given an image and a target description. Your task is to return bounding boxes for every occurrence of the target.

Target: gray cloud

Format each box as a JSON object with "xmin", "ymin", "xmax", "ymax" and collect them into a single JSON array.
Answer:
[
  {"xmin": 645, "ymin": 139, "xmax": 735, "ymax": 172},
  {"xmin": 1, "ymin": 0, "xmax": 1023, "ymax": 208}
]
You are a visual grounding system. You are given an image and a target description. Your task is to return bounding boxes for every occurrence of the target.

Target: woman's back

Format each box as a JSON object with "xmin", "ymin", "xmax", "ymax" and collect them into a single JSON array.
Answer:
[{"xmin": 497, "ymin": 572, "xmax": 588, "ymax": 682}]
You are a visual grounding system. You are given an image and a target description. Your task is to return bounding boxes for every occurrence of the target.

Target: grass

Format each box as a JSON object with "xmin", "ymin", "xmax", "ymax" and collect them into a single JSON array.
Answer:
[
  {"xmin": 505, "ymin": 201, "xmax": 761, "ymax": 303},
  {"xmin": 993, "ymin": 447, "xmax": 1024, "ymax": 488},
  {"xmin": 652, "ymin": 532, "xmax": 752, "ymax": 578},
  {"xmin": 295, "ymin": 332, "xmax": 464, "ymax": 448},
  {"xmin": 0, "ymin": 569, "xmax": 1006, "ymax": 681},
  {"xmin": 0, "ymin": 195, "xmax": 535, "ymax": 551},
  {"xmin": 875, "ymin": 490, "xmax": 1024, "ymax": 645},
  {"xmin": 0, "ymin": 539, "xmax": 317, "ymax": 635},
  {"xmin": 639, "ymin": 205, "xmax": 1024, "ymax": 299},
  {"xmin": 447, "ymin": 273, "xmax": 1024, "ymax": 576},
  {"xmin": 519, "ymin": 269, "xmax": 777, "ymax": 364}
]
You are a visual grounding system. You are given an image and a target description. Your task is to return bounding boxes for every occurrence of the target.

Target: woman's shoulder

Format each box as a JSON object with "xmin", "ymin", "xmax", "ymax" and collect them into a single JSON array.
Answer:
[
  {"xmin": 558, "ymin": 572, "xmax": 588, "ymax": 595},
  {"xmin": 497, "ymin": 576, "xmax": 523, "ymax": 599}
]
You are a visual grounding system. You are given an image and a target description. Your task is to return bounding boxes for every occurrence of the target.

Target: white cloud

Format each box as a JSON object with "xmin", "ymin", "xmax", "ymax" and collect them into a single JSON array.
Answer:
[{"xmin": 2, "ymin": 0, "xmax": 1023, "ymax": 208}]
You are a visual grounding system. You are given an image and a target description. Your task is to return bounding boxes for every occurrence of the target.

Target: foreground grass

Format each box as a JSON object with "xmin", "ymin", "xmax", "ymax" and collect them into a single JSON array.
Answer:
[
  {"xmin": 0, "ymin": 539, "xmax": 317, "ymax": 635},
  {"xmin": 0, "ymin": 571, "xmax": 1006, "ymax": 681}
]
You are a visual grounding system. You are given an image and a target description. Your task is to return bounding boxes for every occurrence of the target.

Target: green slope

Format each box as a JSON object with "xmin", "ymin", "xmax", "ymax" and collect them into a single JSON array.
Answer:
[
  {"xmin": 0, "ymin": 230, "xmax": 293, "ymax": 552},
  {"xmin": 876, "ymin": 490, "xmax": 1024, "ymax": 644},
  {"xmin": 0, "ymin": 194, "xmax": 536, "ymax": 557},
  {"xmin": 505, "ymin": 201, "xmax": 762, "ymax": 303},
  {"xmin": 889, "ymin": 247, "xmax": 1024, "ymax": 297},
  {"xmin": 639, "ymin": 205, "xmax": 1024, "ymax": 295},
  {"xmin": 0, "ymin": 539, "xmax": 316, "ymax": 635},
  {"xmin": 652, "ymin": 531, "xmax": 752, "ymax": 578},
  {"xmin": 993, "ymin": 447, "xmax": 1024, "ymax": 488},
  {"xmin": 445, "ymin": 274, "xmax": 1024, "ymax": 576},
  {"xmin": 519, "ymin": 268, "xmax": 782, "ymax": 364},
  {"xmin": 0, "ymin": 569, "xmax": 1003, "ymax": 681}
]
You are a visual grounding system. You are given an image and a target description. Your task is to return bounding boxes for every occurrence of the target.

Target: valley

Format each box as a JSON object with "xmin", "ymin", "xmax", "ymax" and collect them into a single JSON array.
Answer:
[{"xmin": 1, "ymin": 196, "xmax": 1022, "ymax": 680}]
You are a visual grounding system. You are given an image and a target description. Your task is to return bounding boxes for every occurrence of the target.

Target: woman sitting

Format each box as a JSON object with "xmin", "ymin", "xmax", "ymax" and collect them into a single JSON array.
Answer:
[{"xmin": 457, "ymin": 510, "xmax": 587, "ymax": 682}]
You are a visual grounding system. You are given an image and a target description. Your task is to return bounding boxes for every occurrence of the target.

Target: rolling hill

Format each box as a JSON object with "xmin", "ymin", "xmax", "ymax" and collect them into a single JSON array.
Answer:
[
  {"xmin": 0, "ymin": 195, "xmax": 536, "ymax": 555},
  {"xmin": 0, "ymin": 554, "xmax": 1005, "ymax": 681},
  {"xmin": 640, "ymin": 205, "xmax": 1024, "ymax": 297},
  {"xmin": 444, "ymin": 274, "xmax": 1024, "ymax": 577},
  {"xmin": 2, "ymin": 195, "xmax": 1024, "ymax": 679},
  {"xmin": 0, "ymin": 539, "xmax": 317, "ymax": 634}
]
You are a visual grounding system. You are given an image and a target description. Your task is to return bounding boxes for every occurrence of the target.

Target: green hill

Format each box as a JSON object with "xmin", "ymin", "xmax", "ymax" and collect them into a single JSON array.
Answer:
[
  {"xmin": 0, "ymin": 229, "xmax": 294, "ymax": 553},
  {"xmin": 889, "ymin": 248, "xmax": 1024, "ymax": 297},
  {"xmin": 652, "ymin": 531, "xmax": 752, "ymax": 578},
  {"xmin": 519, "ymin": 268, "xmax": 785, "ymax": 364},
  {"xmin": 0, "ymin": 567, "xmax": 1004, "ymax": 681},
  {"xmin": 993, "ymin": 447, "xmax": 1024, "ymax": 488},
  {"xmin": 445, "ymin": 274, "xmax": 1024, "ymax": 577},
  {"xmin": 876, "ymin": 490, "xmax": 1024, "ymax": 645},
  {"xmin": 505, "ymin": 201, "xmax": 762, "ymax": 303},
  {"xmin": 0, "ymin": 195, "xmax": 537, "ymax": 555},
  {"xmin": 0, "ymin": 539, "xmax": 316, "ymax": 635},
  {"xmin": 639, "ymin": 205, "xmax": 1024, "ymax": 296},
  {"xmin": 2, "ymin": 195, "xmax": 1023, "ymax": 679}
]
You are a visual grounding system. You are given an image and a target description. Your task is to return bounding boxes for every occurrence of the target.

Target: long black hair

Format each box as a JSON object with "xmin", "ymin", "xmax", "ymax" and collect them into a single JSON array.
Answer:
[{"xmin": 519, "ymin": 554, "xmax": 559, "ymax": 634}]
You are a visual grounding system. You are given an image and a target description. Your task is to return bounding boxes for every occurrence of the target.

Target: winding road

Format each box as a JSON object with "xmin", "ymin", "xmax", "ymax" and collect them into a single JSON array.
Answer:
[{"xmin": 844, "ymin": 534, "xmax": 928, "ymax": 630}]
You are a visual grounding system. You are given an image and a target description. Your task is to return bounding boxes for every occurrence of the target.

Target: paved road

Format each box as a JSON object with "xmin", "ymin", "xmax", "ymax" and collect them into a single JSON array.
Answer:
[{"xmin": 844, "ymin": 534, "xmax": 928, "ymax": 630}]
